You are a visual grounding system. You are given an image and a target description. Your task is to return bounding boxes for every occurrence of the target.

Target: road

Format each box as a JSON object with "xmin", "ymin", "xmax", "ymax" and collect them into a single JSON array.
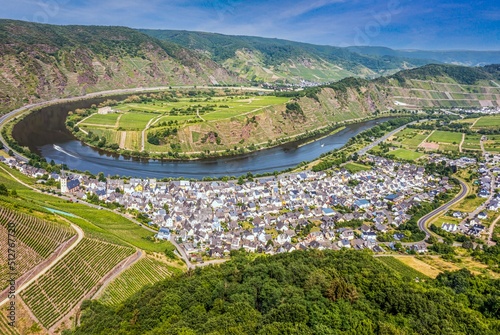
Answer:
[
  {"xmin": 170, "ymin": 235, "xmax": 194, "ymax": 269},
  {"xmin": 417, "ymin": 179, "xmax": 469, "ymax": 240},
  {"xmin": 357, "ymin": 120, "xmax": 419, "ymax": 156}
]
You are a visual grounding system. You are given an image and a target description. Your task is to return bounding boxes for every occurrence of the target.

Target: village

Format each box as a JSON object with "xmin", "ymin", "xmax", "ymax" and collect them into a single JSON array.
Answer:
[{"xmin": 4, "ymin": 151, "xmax": 499, "ymax": 261}]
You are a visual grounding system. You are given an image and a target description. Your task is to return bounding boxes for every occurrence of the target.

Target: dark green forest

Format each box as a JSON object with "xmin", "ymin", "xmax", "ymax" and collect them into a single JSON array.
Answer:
[{"xmin": 67, "ymin": 250, "xmax": 500, "ymax": 335}]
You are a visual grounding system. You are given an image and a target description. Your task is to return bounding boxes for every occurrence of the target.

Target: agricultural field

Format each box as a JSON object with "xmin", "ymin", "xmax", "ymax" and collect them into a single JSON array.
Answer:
[
  {"xmin": 79, "ymin": 113, "xmax": 120, "ymax": 128},
  {"xmin": 472, "ymin": 115, "xmax": 500, "ymax": 128},
  {"xmin": 377, "ymin": 256, "xmax": 430, "ymax": 279},
  {"xmin": 21, "ymin": 237, "xmax": 134, "ymax": 328},
  {"xmin": 98, "ymin": 256, "xmax": 181, "ymax": 306},
  {"xmin": 427, "ymin": 130, "xmax": 462, "ymax": 144},
  {"xmin": 0, "ymin": 206, "xmax": 75, "ymax": 290},
  {"xmin": 482, "ymin": 134, "xmax": 500, "ymax": 153},
  {"xmin": 454, "ymin": 118, "xmax": 478, "ymax": 125},
  {"xmin": 462, "ymin": 134, "xmax": 482, "ymax": 151},
  {"xmin": 391, "ymin": 256, "xmax": 441, "ymax": 278},
  {"xmin": 388, "ymin": 148, "xmax": 425, "ymax": 160},
  {"xmin": 119, "ymin": 112, "xmax": 159, "ymax": 130},
  {"xmin": 79, "ymin": 95, "xmax": 290, "ymax": 152},
  {"xmin": 390, "ymin": 128, "xmax": 429, "ymax": 149},
  {"xmin": 0, "ymin": 311, "xmax": 19, "ymax": 335}
]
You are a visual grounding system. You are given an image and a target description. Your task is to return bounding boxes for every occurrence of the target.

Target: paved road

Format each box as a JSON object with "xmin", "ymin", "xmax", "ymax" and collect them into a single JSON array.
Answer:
[
  {"xmin": 169, "ymin": 236, "xmax": 194, "ymax": 269},
  {"xmin": 417, "ymin": 179, "xmax": 468, "ymax": 240},
  {"xmin": 357, "ymin": 120, "xmax": 419, "ymax": 156}
]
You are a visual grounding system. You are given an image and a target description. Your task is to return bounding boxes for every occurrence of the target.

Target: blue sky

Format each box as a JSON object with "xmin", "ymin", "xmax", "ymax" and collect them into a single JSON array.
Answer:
[{"xmin": 1, "ymin": 0, "xmax": 499, "ymax": 50}]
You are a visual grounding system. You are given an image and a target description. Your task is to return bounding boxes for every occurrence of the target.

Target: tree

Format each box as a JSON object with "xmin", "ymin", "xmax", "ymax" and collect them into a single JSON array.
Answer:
[
  {"xmin": 97, "ymin": 172, "xmax": 106, "ymax": 182},
  {"xmin": 0, "ymin": 183, "xmax": 8, "ymax": 196},
  {"xmin": 462, "ymin": 240, "xmax": 474, "ymax": 250}
]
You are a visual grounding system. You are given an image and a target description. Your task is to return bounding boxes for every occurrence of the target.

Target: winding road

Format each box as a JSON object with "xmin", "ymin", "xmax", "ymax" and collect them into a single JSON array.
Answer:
[{"xmin": 417, "ymin": 179, "xmax": 469, "ymax": 240}]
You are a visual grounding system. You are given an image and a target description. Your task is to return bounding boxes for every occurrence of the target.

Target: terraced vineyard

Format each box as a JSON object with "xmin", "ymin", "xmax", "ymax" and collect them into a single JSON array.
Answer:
[
  {"xmin": 377, "ymin": 256, "xmax": 429, "ymax": 280},
  {"xmin": 21, "ymin": 237, "xmax": 134, "ymax": 328},
  {"xmin": 0, "ymin": 311, "xmax": 19, "ymax": 335},
  {"xmin": 0, "ymin": 207, "xmax": 75, "ymax": 290},
  {"xmin": 99, "ymin": 257, "xmax": 179, "ymax": 306}
]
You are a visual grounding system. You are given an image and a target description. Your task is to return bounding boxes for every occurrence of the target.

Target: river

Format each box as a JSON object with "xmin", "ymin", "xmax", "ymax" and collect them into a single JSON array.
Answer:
[{"xmin": 12, "ymin": 96, "xmax": 391, "ymax": 179}]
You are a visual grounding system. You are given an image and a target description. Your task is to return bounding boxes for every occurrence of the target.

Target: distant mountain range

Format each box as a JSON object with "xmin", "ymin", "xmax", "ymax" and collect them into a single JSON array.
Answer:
[
  {"xmin": 139, "ymin": 29, "xmax": 434, "ymax": 83},
  {"xmin": 139, "ymin": 29, "xmax": 500, "ymax": 83},
  {"xmin": 346, "ymin": 46, "xmax": 500, "ymax": 67},
  {"xmin": 0, "ymin": 19, "xmax": 499, "ymax": 113}
]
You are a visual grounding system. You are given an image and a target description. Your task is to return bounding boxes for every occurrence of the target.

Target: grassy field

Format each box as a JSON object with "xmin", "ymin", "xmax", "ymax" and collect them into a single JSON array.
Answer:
[
  {"xmin": 80, "ymin": 113, "xmax": 120, "ymax": 127},
  {"xmin": 119, "ymin": 112, "xmax": 159, "ymax": 130},
  {"xmin": 391, "ymin": 128, "xmax": 429, "ymax": 149},
  {"xmin": 99, "ymin": 256, "xmax": 182, "ymax": 306},
  {"xmin": 473, "ymin": 115, "xmax": 500, "ymax": 128},
  {"xmin": 343, "ymin": 162, "xmax": 371, "ymax": 173},
  {"xmin": 75, "ymin": 95, "xmax": 291, "ymax": 153},
  {"xmin": 388, "ymin": 148, "xmax": 425, "ymax": 160},
  {"xmin": 377, "ymin": 256, "xmax": 430, "ymax": 279},
  {"xmin": 427, "ymin": 130, "xmax": 463, "ymax": 144},
  {"xmin": 391, "ymin": 256, "xmax": 441, "ymax": 278}
]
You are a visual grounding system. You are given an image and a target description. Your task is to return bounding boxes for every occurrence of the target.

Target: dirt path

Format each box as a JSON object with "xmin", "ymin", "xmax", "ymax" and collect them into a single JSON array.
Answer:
[
  {"xmin": 114, "ymin": 114, "xmax": 123, "ymax": 128},
  {"xmin": 480, "ymin": 136, "xmax": 486, "ymax": 155},
  {"xmin": 119, "ymin": 131, "xmax": 126, "ymax": 149},
  {"xmin": 418, "ymin": 130, "xmax": 435, "ymax": 147},
  {"xmin": 471, "ymin": 117, "xmax": 481, "ymax": 128},
  {"xmin": 488, "ymin": 214, "xmax": 500, "ymax": 246},
  {"xmin": 196, "ymin": 108, "xmax": 205, "ymax": 121},
  {"xmin": 459, "ymin": 133, "xmax": 465, "ymax": 153},
  {"xmin": 141, "ymin": 115, "xmax": 162, "ymax": 152}
]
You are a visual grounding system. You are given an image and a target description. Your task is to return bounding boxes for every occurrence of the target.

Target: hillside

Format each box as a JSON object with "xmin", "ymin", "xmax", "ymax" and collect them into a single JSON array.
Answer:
[
  {"xmin": 0, "ymin": 20, "xmax": 242, "ymax": 113},
  {"xmin": 55, "ymin": 64, "xmax": 500, "ymax": 159},
  {"xmin": 140, "ymin": 29, "xmax": 433, "ymax": 83},
  {"xmin": 347, "ymin": 46, "xmax": 500, "ymax": 67},
  {"xmin": 69, "ymin": 250, "xmax": 500, "ymax": 335}
]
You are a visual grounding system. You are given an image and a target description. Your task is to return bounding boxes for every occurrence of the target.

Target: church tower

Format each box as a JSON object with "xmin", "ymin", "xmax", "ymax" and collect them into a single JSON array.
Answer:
[{"xmin": 60, "ymin": 175, "xmax": 68, "ymax": 193}]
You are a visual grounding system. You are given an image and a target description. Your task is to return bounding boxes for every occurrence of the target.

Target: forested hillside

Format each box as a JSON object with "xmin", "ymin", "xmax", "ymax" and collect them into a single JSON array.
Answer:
[
  {"xmin": 69, "ymin": 250, "xmax": 500, "ymax": 335},
  {"xmin": 140, "ymin": 29, "xmax": 432, "ymax": 83},
  {"xmin": 0, "ymin": 20, "xmax": 241, "ymax": 113}
]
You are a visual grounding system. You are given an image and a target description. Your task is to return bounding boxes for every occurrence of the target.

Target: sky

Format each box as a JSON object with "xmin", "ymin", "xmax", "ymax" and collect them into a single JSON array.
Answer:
[{"xmin": 1, "ymin": 0, "xmax": 499, "ymax": 50}]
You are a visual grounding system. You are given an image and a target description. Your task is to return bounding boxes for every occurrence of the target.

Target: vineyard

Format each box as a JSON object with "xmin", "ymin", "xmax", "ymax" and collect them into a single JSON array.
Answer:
[
  {"xmin": 0, "ymin": 311, "xmax": 19, "ymax": 335},
  {"xmin": 99, "ymin": 256, "xmax": 178, "ymax": 306},
  {"xmin": 0, "ymin": 207, "xmax": 76, "ymax": 290},
  {"xmin": 377, "ymin": 256, "xmax": 430, "ymax": 280},
  {"xmin": 21, "ymin": 237, "xmax": 134, "ymax": 328}
]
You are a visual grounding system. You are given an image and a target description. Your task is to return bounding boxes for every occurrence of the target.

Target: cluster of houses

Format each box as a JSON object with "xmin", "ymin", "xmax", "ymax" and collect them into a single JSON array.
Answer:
[
  {"xmin": 438, "ymin": 157, "xmax": 500, "ymax": 237},
  {"xmin": 2, "ymin": 151, "xmax": 496, "ymax": 259}
]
